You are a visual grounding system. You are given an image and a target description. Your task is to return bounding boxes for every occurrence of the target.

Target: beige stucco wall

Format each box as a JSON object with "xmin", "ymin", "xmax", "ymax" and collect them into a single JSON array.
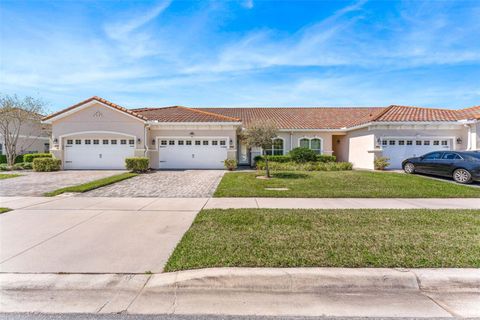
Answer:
[
  {"xmin": 345, "ymin": 128, "xmax": 376, "ymax": 170},
  {"xmin": 475, "ymin": 122, "xmax": 480, "ymax": 150}
]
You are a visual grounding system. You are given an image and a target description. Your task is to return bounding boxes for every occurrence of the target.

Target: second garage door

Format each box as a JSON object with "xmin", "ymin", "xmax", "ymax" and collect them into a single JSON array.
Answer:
[
  {"xmin": 381, "ymin": 138, "xmax": 451, "ymax": 169},
  {"xmin": 159, "ymin": 137, "xmax": 228, "ymax": 169},
  {"xmin": 64, "ymin": 137, "xmax": 135, "ymax": 170}
]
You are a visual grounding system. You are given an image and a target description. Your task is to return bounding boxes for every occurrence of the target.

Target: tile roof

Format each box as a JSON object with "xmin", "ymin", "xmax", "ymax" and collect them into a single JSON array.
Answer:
[
  {"xmin": 133, "ymin": 106, "xmax": 241, "ymax": 122},
  {"xmin": 42, "ymin": 96, "xmax": 148, "ymax": 121},
  {"xmin": 196, "ymin": 107, "xmax": 387, "ymax": 129},
  {"xmin": 457, "ymin": 106, "xmax": 480, "ymax": 120},
  {"xmin": 374, "ymin": 105, "xmax": 459, "ymax": 122}
]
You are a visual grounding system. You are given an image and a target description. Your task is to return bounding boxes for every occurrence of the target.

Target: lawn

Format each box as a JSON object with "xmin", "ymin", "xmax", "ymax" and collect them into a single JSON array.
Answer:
[
  {"xmin": 0, "ymin": 174, "xmax": 21, "ymax": 180},
  {"xmin": 164, "ymin": 208, "xmax": 480, "ymax": 271},
  {"xmin": 0, "ymin": 208, "xmax": 12, "ymax": 214},
  {"xmin": 214, "ymin": 171, "xmax": 480, "ymax": 198},
  {"xmin": 44, "ymin": 172, "xmax": 138, "ymax": 196}
]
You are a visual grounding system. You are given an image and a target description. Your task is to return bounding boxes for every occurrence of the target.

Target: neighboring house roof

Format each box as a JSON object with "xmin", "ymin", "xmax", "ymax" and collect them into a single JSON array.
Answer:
[
  {"xmin": 132, "ymin": 106, "xmax": 241, "ymax": 123},
  {"xmin": 373, "ymin": 105, "xmax": 460, "ymax": 122},
  {"xmin": 457, "ymin": 106, "xmax": 480, "ymax": 120},
  {"xmin": 42, "ymin": 96, "xmax": 148, "ymax": 122},
  {"xmin": 197, "ymin": 107, "xmax": 387, "ymax": 129}
]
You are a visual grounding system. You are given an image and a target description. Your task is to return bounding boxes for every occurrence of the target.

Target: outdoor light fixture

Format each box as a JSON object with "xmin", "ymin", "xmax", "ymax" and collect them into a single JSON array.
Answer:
[
  {"xmin": 53, "ymin": 138, "xmax": 58, "ymax": 143},
  {"xmin": 190, "ymin": 131, "xmax": 195, "ymax": 136},
  {"xmin": 456, "ymin": 137, "xmax": 463, "ymax": 144},
  {"xmin": 137, "ymin": 138, "xmax": 141, "ymax": 143},
  {"xmin": 152, "ymin": 139, "xmax": 155, "ymax": 145}
]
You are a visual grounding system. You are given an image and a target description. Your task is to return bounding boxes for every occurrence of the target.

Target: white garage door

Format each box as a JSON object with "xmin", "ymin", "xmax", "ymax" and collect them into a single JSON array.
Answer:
[
  {"xmin": 159, "ymin": 137, "xmax": 228, "ymax": 169},
  {"xmin": 381, "ymin": 138, "xmax": 451, "ymax": 169},
  {"xmin": 64, "ymin": 137, "xmax": 135, "ymax": 170}
]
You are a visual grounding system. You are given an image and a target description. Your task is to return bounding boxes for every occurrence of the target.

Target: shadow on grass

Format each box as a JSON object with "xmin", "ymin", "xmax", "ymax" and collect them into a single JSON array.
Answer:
[{"xmin": 273, "ymin": 172, "xmax": 309, "ymax": 179}]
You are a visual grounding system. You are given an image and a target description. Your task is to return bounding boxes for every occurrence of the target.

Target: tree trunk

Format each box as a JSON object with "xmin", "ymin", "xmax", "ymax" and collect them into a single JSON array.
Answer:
[
  {"xmin": 7, "ymin": 151, "xmax": 16, "ymax": 167},
  {"xmin": 263, "ymin": 150, "xmax": 270, "ymax": 178}
]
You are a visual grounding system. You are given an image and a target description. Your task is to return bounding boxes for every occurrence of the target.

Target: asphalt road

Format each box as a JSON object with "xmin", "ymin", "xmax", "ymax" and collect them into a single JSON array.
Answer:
[{"xmin": 0, "ymin": 314, "xmax": 454, "ymax": 320}]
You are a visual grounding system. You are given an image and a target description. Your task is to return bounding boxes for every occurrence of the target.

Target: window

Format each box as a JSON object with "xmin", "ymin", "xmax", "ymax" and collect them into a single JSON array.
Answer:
[
  {"xmin": 389, "ymin": 140, "xmax": 396, "ymax": 145},
  {"xmin": 266, "ymin": 138, "xmax": 284, "ymax": 155},
  {"xmin": 433, "ymin": 140, "xmax": 439, "ymax": 146},
  {"xmin": 168, "ymin": 140, "xmax": 175, "ymax": 145},
  {"xmin": 67, "ymin": 139, "xmax": 73, "ymax": 145},
  {"xmin": 195, "ymin": 140, "xmax": 201, "ymax": 145},
  {"xmin": 120, "ymin": 139, "xmax": 127, "ymax": 145},
  {"xmin": 186, "ymin": 140, "xmax": 192, "ymax": 145},
  {"xmin": 406, "ymin": 140, "xmax": 413, "ymax": 146},
  {"xmin": 44, "ymin": 143, "xmax": 50, "ymax": 153},
  {"xmin": 212, "ymin": 140, "xmax": 218, "ymax": 146},
  {"xmin": 382, "ymin": 140, "xmax": 388, "ymax": 146},
  {"xmin": 85, "ymin": 139, "xmax": 91, "ymax": 145},
  {"xmin": 93, "ymin": 139, "xmax": 99, "ymax": 145},
  {"xmin": 160, "ymin": 140, "xmax": 167, "ymax": 146},
  {"xmin": 111, "ymin": 140, "xmax": 117, "ymax": 145},
  {"xmin": 103, "ymin": 139, "xmax": 109, "ymax": 145},
  {"xmin": 310, "ymin": 138, "xmax": 322, "ymax": 154},
  {"xmin": 423, "ymin": 152, "xmax": 442, "ymax": 160},
  {"xmin": 203, "ymin": 140, "xmax": 209, "ymax": 145},
  {"xmin": 442, "ymin": 152, "xmax": 461, "ymax": 160},
  {"xmin": 441, "ymin": 140, "xmax": 448, "ymax": 146},
  {"xmin": 220, "ymin": 140, "xmax": 226, "ymax": 146},
  {"xmin": 424, "ymin": 141, "xmax": 430, "ymax": 145},
  {"xmin": 299, "ymin": 138, "xmax": 310, "ymax": 148},
  {"xmin": 178, "ymin": 140, "xmax": 184, "ymax": 145},
  {"xmin": 75, "ymin": 139, "xmax": 81, "ymax": 145},
  {"xmin": 129, "ymin": 139, "xmax": 135, "ymax": 145},
  {"xmin": 398, "ymin": 140, "xmax": 405, "ymax": 146},
  {"xmin": 416, "ymin": 140, "xmax": 422, "ymax": 146}
]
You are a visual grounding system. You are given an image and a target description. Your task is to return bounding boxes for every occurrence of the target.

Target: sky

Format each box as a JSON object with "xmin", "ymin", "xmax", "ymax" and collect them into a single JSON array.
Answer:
[{"xmin": 0, "ymin": 0, "xmax": 479, "ymax": 112}]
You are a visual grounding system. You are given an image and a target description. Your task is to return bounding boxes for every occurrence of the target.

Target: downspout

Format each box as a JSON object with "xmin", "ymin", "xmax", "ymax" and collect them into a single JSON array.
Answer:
[
  {"xmin": 144, "ymin": 124, "xmax": 149, "ymax": 156},
  {"xmin": 465, "ymin": 124, "xmax": 472, "ymax": 150},
  {"xmin": 290, "ymin": 131, "xmax": 293, "ymax": 151}
]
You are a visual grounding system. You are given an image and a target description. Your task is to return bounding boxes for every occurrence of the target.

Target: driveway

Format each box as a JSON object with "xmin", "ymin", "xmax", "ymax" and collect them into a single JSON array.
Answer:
[
  {"xmin": 0, "ymin": 171, "xmax": 124, "ymax": 196},
  {"xmin": 80, "ymin": 170, "xmax": 225, "ymax": 197},
  {"xmin": 0, "ymin": 196, "xmax": 204, "ymax": 273}
]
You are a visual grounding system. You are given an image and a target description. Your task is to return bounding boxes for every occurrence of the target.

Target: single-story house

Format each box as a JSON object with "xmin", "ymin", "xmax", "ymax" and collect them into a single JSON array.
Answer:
[{"xmin": 41, "ymin": 96, "xmax": 479, "ymax": 170}]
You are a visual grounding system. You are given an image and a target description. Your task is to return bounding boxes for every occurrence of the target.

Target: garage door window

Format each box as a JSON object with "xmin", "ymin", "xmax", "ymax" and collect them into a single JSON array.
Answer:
[
  {"xmin": 160, "ymin": 140, "xmax": 167, "ymax": 145},
  {"xmin": 382, "ymin": 140, "xmax": 388, "ymax": 146},
  {"xmin": 85, "ymin": 140, "xmax": 91, "ymax": 145},
  {"xmin": 111, "ymin": 140, "xmax": 117, "ymax": 144},
  {"xmin": 178, "ymin": 140, "xmax": 184, "ymax": 145},
  {"xmin": 195, "ymin": 140, "xmax": 201, "ymax": 145},
  {"xmin": 433, "ymin": 140, "xmax": 439, "ymax": 146},
  {"xmin": 389, "ymin": 140, "xmax": 395, "ymax": 145},
  {"xmin": 220, "ymin": 140, "xmax": 226, "ymax": 146},
  {"xmin": 93, "ymin": 140, "xmax": 99, "ymax": 145},
  {"xmin": 406, "ymin": 140, "xmax": 413, "ymax": 145},
  {"xmin": 212, "ymin": 140, "xmax": 218, "ymax": 146},
  {"xmin": 424, "ymin": 141, "xmax": 430, "ymax": 145},
  {"xmin": 129, "ymin": 139, "xmax": 135, "ymax": 145},
  {"xmin": 442, "ymin": 140, "xmax": 448, "ymax": 146},
  {"xmin": 75, "ymin": 139, "xmax": 81, "ymax": 145},
  {"xmin": 103, "ymin": 140, "xmax": 109, "ymax": 144},
  {"xmin": 398, "ymin": 140, "xmax": 405, "ymax": 146},
  {"xmin": 203, "ymin": 140, "xmax": 209, "ymax": 145},
  {"xmin": 416, "ymin": 141, "xmax": 422, "ymax": 145},
  {"xmin": 67, "ymin": 139, "xmax": 73, "ymax": 145},
  {"xmin": 186, "ymin": 140, "xmax": 192, "ymax": 145},
  {"xmin": 121, "ymin": 140, "xmax": 126, "ymax": 145}
]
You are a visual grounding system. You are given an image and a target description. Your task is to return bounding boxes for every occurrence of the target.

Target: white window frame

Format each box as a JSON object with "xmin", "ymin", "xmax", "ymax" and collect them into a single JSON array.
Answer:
[
  {"xmin": 297, "ymin": 137, "xmax": 323, "ymax": 154},
  {"xmin": 265, "ymin": 137, "xmax": 285, "ymax": 156}
]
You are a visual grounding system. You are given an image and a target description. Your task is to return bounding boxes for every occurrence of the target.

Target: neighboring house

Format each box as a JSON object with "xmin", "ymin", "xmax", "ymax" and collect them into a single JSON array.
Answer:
[{"xmin": 41, "ymin": 96, "xmax": 480, "ymax": 170}]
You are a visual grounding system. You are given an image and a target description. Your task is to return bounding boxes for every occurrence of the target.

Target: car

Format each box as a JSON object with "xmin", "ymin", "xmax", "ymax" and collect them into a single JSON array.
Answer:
[{"xmin": 402, "ymin": 151, "xmax": 480, "ymax": 184}]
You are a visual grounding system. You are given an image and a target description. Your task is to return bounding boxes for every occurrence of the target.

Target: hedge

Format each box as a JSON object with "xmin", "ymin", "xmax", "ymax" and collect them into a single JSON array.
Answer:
[
  {"xmin": 254, "ymin": 154, "xmax": 336, "ymax": 163},
  {"xmin": 23, "ymin": 153, "xmax": 52, "ymax": 163},
  {"xmin": 256, "ymin": 161, "xmax": 353, "ymax": 171},
  {"xmin": 33, "ymin": 158, "xmax": 61, "ymax": 172},
  {"xmin": 125, "ymin": 157, "xmax": 149, "ymax": 173},
  {"xmin": 0, "ymin": 155, "xmax": 24, "ymax": 164}
]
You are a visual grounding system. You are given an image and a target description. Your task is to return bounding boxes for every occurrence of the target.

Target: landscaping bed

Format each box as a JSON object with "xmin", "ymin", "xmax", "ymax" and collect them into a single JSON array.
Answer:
[
  {"xmin": 214, "ymin": 171, "xmax": 480, "ymax": 198},
  {"xmin": 165, "ymin": 208, "xmax": 480, "ymax": 271}
]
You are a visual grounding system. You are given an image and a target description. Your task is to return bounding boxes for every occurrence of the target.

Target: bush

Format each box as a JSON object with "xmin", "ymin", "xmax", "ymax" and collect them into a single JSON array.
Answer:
[
  {"xmin": 316, "ymin": 154, "xmax": 336, "ymax": 163},
  {"xmin": 23, "ymin": 153, "xmax": 52, "ymax": 163},
  {"xmin": 256, "ymin": 161, "xmax": 352, "ymax": 171},
  {"xmin": 374, "ymin": 157, "xmax": 390, "ymax": 170},
  {"xmin": 0, "ymin": 155, "xmax": 24, "ymax": 164},
  {"xmin": 289, "ymin": 147, "xmax": 317, "ymax": 163},
  {"xmin": 18, "ymin": 162, "xmax": 33, "ymax": 170},
  {"xmin": 224, "ymin": 159, "xmax": 237, "ymax": 171},
  {"xmin": 125, "ymin": 157, "xmax": 149, "ymax": 173},
  {"xmin": 33, "ymin": 158, "xmax": 61, "ymax": 172},
  {"xmin": 0, "ymin": 163, "xmax": 10, "ymax": 171},
  {"xmin": 254, "ymin": 155, "xmax": 291, "ymax": 163}
]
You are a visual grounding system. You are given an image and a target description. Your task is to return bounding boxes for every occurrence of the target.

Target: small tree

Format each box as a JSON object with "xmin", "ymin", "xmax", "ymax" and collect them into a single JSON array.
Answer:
[
  {"xmin": 242, "ymin": 121, "xmax": 278, "ymax": 178},
  {"xmin": 0, "ymin": 94, "xmax": 48, "ymax": 166}
]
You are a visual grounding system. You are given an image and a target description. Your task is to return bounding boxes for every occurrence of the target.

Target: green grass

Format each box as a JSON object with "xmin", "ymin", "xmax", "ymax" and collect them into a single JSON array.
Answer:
[
  {"xmin": 214, "ymin": 171, "xmax": 480, "ymax": 198},
  {"xmin": 44, "ymin": 172, "xmax": 138, "ymax": 196},
  {"xmin": 164, "ymin": 208, "xmax": 480, "ymax": 271},
  {"xmin": 0, "ymin": 208, "xmax": 12, "ymax": 214},
  {"xmin": 0, "ymin": 173, "xmax": 21, "ymax": 180}
]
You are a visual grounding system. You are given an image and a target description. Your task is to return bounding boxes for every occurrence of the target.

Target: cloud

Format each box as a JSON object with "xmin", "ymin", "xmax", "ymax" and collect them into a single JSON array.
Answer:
[{"xmin": 242, "ymin": 0, "xmax": 254, "ymax": 9}]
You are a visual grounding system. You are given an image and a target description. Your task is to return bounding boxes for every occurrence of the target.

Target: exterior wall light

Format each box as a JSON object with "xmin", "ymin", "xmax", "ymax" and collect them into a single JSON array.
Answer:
[
  {"xmin": 152, "ymin": 139, "xmax": 156, "ymax": 145},
  {"xmin": 456, "ymin": 137, "xmax": 462, "ymax": 144},
  {"xmin": 53, "ymin": 138, "xmax": 58, "ymax": 143},
  {"xmin": 137, "ymin": 138, "xmax": 141, "ymax": 143}
]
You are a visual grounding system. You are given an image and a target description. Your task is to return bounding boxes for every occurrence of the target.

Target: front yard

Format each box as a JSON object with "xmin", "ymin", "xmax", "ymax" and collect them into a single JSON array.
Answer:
[
  {"xmin": 214, "ymin": 171, "xmax": 480, "ymax": 198},
  {"xmin": 165, "ymin": 208, "xmax": 480, "ymax": 271}
]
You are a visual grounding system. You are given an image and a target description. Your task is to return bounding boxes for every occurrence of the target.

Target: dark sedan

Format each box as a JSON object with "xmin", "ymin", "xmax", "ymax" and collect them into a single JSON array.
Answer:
[{"xmin": 402, "ymin": 151, "xmax": 480, "ymax": 184}]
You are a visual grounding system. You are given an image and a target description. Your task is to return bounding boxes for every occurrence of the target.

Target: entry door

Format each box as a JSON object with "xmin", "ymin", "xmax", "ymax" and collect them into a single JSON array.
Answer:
[{"xmin": 158, "ymin": 138, "xmax": 228, "ymax": 169}]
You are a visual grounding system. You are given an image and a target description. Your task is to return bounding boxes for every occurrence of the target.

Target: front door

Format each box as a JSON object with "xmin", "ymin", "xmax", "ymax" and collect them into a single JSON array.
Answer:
[{"xmin": 238, "ymin": 141, "xmax": 250, "ymax": 165}]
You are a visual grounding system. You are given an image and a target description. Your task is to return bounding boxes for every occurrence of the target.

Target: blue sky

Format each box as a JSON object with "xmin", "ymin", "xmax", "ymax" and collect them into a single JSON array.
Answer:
[{"xmin": 1, "ymin": 0, "xmax": 479, "ymax": 112}]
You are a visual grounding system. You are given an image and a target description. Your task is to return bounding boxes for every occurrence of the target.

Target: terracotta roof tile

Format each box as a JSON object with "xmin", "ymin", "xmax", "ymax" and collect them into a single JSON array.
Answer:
[
  {"xmin": 457, "ymin": 106, "xmax": 480, "ymax": 120},
  {"xmin": 374, "ymin": 105, "xmax": 459, "ymax": 122},
  {"xmin": 134, "ymin": 106, "xmax": 240, "ymax": 122}
]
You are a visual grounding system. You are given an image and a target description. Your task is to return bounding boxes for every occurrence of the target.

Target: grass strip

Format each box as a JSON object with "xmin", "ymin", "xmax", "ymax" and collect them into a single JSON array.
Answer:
[
  {"xmin": 165, "ymin": 208, "xmax": 480, "ymax": 271},
  {"xmin": 0, "ymin": 208, "xmax": 12, "ymax": 214},
  {"xmin": 44, "ymin": 172, "xmax": 138, "ymax": 196},
  {"xmin": 0, "ymin": 174, "xmax": 21, "ymax": 180}
]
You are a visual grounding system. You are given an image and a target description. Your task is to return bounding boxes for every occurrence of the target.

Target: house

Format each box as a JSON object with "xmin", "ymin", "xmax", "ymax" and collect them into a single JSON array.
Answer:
[{"xmin": 41, "ymin": 96, "xmax": 479, "ymax": 170}]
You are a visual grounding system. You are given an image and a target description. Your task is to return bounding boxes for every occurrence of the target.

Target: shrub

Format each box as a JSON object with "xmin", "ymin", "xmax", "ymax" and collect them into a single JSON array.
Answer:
[
  {"xmin": 254, "ymin": 155, "xmax": 291, "ymax": 163},
  {"xmin": 0, "ymin": 155, "xmax": 24, "ymax": 164},
  {"xmin": 256, "ymin": 161, "xmax": 352, "ymax": 171},
  {"xmin": 374, "ymin": 157, "xmax": 390, "ymax": 170},
  {"xmin": 289, "ymin": 147, "xmax": 317, "ymax": 163},
  {"xmin": 33, "ymin": 158, "xmax": 61, "ymax": 172},
  {"xmin": 316, "ymin": 154, "xmax": 336, "ymax": 163},
  {"xmin": 18, "ymin": 162, "xmax": 33, "ymax": 170},
  {"xmin": 125, "ymin": 157, "xmax": 149, "ymax": 173},
  {"xmin": 23, "ymin": 153, "xmax": 52, "ymax": 163},
  {"xmin": 224, "ymin": 159, "xmax": 237, "ymax": 171},
  {"xmin": 0, "ymin": 163, "xmax": 10, "ymax": 171}
]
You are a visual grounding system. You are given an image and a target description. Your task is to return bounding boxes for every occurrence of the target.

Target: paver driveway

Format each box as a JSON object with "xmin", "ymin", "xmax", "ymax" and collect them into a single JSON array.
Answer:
[
  {"xmin": 80, "ymin": 170, "xmax": 225, "ymax": 197},
  {"xmin": 0, "ymin": 171, "xmax": 125, "ymax": 196}
]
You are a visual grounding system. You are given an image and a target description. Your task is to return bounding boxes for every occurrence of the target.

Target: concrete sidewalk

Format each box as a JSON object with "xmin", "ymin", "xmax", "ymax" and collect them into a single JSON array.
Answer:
[
  {"xmin": 1, "ymin": 196, "xmax": 479, "ymax": 210},
  {"xmin": 1, "ymin": 268, "xmax": 479, "ymax": 317}
]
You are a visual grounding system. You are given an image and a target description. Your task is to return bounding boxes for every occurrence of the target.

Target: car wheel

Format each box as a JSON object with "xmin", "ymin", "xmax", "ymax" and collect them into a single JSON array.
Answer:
[
  {"xmin": 453, "ymin": 168, "xmax": 472, "ymax": 184},
  {"xmin": 404, "ymin": 162, "xmax": 415, "ymax": 174}
]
